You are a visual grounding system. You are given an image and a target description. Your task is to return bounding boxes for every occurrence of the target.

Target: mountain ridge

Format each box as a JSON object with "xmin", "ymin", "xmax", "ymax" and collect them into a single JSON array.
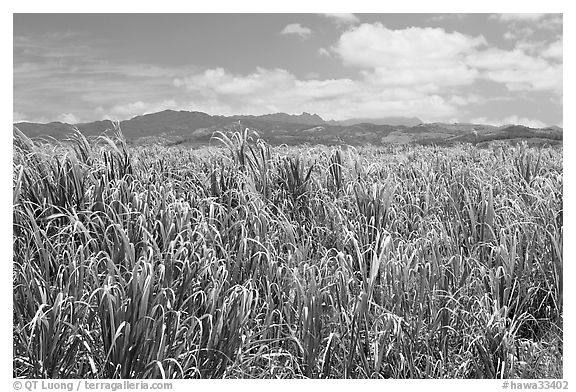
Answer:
[
  {"xmin": 334, "ymin": 116, "xmax": 423, "ymax": 127},
  {"xmin": 13, "ymin": 109, "xmax": 562, "ymax": 147}
]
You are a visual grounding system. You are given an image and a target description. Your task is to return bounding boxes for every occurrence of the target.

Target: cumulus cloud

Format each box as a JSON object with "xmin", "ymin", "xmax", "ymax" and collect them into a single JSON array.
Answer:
[
  {"xmin": 542, "ymin": 39, "xmax": 563, "ymax": 60},
  {"xmin": 175, "ymin": 68, "xmax": 294, "ymax": 96},
  {"xmin": 484, "ymin": 67, "xmax": 562, "ymax": 93},
  {"xmin": 322, "ymin": 13, "xmax": 360, "ymax": 25},
  {"xmin": 14, "ymin": 19, "xmax": 562, "ymax": 126},
  {"xmin": 99, "ymin": 100, "xmax": 179, "ymax": 120},
  {"xmin": 448, "ymin": 94, "xmax": 483, "ymax": 106},
  {"xmin": 169, "ymin": 23, "xmax": 562, "ymax": 122},
  {"xmin": 56, "ymin": 113, "xmax": 81, "ymax": 124},
  {"xmin": 173, "ymin": 66, "xmax": 459, "ymax": 121},
  {"xmin": 466, "ymin": 47, "xmax": 562, "ymax": 93},
  {"xmin": 332, "ymin": 23, "xmax": 561, "ymax": 95},
  {"xmin": 466, "ymin": 48, "xmax": 546, "ymax": 69},
  {"xmin": 280, "ymin": 23, "xmax": 312, "ymax": 39},
  {"xmin": 333, "ymin": 23, "xmax": 486, "ymax": 89}
]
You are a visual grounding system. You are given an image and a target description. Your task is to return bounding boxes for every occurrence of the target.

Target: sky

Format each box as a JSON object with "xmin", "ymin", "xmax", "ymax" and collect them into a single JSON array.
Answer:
[{"xmin": 13, "ymin": 13, "xmax": 563, "ymax": 127}]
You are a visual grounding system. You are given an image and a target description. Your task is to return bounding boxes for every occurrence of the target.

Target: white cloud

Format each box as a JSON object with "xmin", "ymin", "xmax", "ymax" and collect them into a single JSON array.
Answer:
[
  {"xmin": 542, "ymin": 39, "xmax": 562, "ymax": 60},
  {"xmin": 322, "ymin": 13, "xmax": 360, "ymax": 25},
  {"xmin": 14, "ymin": 20, "xmax": 562, "ymax": 126},
  {"xmin": 483, "ymin": 67, "xmax": 562, "ymax": 93},
  {"xmin": 100, "ymin": 100, "xmax": 178, "ymax": 120},
  {"xmin": 492, "ymin": 14, "xmax": 561, "ymax": 41},
  {"xmin": 331, "ymin": 23, "xmax": 561, "ymax": 95},
  {"xmin": 169, "ymin": 22, "xmax": 562, "ymax": 122},
  {"xmin": 515, "ymin": 40, "xmax": 547, "ymax": 55},
  {"xmin": 175, "ymin": 68, "xmax": 295, "ymax": 96},
  {"xmin": 466, "ymin": 48, "xmax": 562, "ymax": 93},
  {"xmin": 541, "ymin": 15, "xmax": 563, "ymax": 29},
  {"xmin": 509, "ymin": 39, "xmax": 562, "ymax": 62},
  {"xmin": 56, "ymin": 113, "xmax": 81, "ymax": 124},
  {"xmin": 304, "ymin": 72, "xmax": 320, "ymax": 80},
  {"xmin": 280, "ymin": 23, "xmax": 312, "ymax": 39},
  {"xmin": 466, "ymin": 48, "xmax": 546, "ymax": 69},
  {"xmin": 173, "ymin": 67, "xmax": 459, "ymax": 121},
  {"xmin": 333, "ymin": 23, "xmax": 486, "ymax": 89},
  {"xmin": 470, "ymin": 116, "xmax": 547, "ymax": 128},
  {"xmin": 13, "ymin": 112, "xmax": 27, "ymax": 122},
  {"xmin": 448, "ymin": 94, "xmax": 483, "ymax": 106},
  {"xmin": 493, "ymin": 14, "xmax": 547, "ymax": 22}
]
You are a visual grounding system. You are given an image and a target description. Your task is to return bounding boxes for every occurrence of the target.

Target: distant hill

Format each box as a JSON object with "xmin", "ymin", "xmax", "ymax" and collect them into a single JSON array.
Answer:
[
  {"xmin": 13, "ymin": 110, "xmax": 562, "ymax": 147},
  {"xmin": 15, "ymin": 121, "xmax": 81, "ymax": 139},
  {"xmin": 334, "ymin": 116, "xmax": 423, "ymax": 127},
  {"xmin": 445, "ymin": 124, "xmax": 563, "ymax": 144}
]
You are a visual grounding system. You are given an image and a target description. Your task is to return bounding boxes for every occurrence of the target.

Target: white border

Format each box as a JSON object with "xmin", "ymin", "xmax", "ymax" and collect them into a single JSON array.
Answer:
[{"xmin": 2, "ymin": 2, "xmax": 572, "ymax": 391}]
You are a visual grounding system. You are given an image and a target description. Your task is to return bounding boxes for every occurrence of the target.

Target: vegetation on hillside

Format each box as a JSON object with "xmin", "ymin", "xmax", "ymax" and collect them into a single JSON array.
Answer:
[
  {"xmin": 14, "ymin": 109, "xmax": 562, "ymax": 147},
  {"xmin": 13, "ymin": 128, "xmax": 562, "ymax": 379}
]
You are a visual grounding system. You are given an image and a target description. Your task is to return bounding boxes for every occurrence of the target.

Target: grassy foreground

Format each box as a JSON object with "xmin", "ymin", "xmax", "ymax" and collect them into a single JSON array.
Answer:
[{"xmin": 13, "ymin": 128, "xmax": 562, "ymax": 378}]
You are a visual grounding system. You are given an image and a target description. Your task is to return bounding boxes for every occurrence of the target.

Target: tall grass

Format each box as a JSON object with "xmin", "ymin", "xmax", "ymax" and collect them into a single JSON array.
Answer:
[{"xmin": 13, "ymin": 128, "xmax": 562, "ymax": 379}]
